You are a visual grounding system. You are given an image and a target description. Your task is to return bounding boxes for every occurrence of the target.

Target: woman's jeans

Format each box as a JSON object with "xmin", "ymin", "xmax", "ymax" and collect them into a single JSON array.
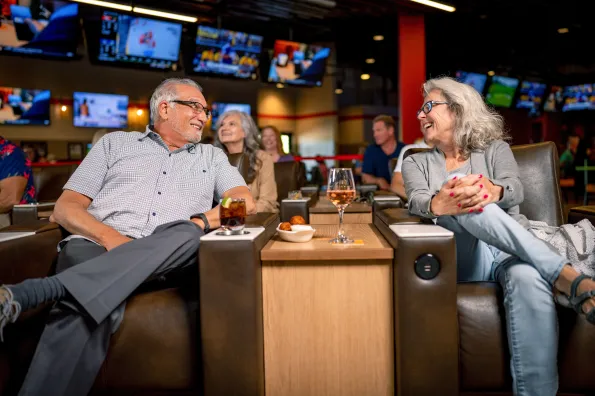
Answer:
[{"xmin": 437, "ymin": 202, "xmax": 567, "ymax": 396}]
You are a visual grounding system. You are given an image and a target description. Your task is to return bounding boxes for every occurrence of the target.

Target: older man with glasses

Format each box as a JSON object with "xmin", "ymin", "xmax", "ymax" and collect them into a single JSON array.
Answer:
[{"xmin": 0, "ymin": 78, "xmax": 256, "ymax": 396}]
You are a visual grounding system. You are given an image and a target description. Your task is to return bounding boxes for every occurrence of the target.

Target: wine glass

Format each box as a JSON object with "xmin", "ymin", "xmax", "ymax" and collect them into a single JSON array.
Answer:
[{"xmin": 326, "ymin": 168, "xmax": 357, "ymax": 244}]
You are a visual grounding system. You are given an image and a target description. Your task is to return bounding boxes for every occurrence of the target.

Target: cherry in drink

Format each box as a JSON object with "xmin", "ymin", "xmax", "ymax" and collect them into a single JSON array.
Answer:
[{"xmin": 220, "ymin": 198, "xmax": 246, "ymax": 234}]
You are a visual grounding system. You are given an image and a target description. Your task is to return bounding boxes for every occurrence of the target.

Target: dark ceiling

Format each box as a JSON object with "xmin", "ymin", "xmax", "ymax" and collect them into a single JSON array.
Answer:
[{"xmin": 131, "ymin": 0, "xmax": 595, "ymax": 84}]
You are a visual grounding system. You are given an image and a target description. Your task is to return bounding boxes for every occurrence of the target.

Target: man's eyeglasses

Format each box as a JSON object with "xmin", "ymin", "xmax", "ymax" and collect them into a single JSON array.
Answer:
[
  {"xmin": 170, "ymin": 100, "xmax": 211, "ymax": 119},
  {"xmin": 417, "ymin": 100, "xmax": 449, "ymax": 116}
]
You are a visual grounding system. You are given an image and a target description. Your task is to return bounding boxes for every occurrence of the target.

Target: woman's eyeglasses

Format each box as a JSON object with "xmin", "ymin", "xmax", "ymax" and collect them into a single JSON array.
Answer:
[
  {"xmin": 171, "ymin": 100, "xmax": 211, "ymax": 119},
  {"xmin": 417, "ymin": 100, "xmax": 449, "ymax": 116}
]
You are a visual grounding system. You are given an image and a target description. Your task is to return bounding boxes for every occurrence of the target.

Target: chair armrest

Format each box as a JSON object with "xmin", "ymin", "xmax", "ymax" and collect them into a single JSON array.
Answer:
[
  {"xmin": 374, "ymin": 216, "xmax": 459, "ymax": 395},
  {"xmin": 568, "ymin": 206, "xmax": 595, "ymax": 226},
  {"xmin": 11, "ymin": 202, "xmax": 56, "ymax": 225},
  {"xmin": 372, "ymin": 196, "xmax": 403, "ymax": 212},
  {"xmin": 374, "ymin": 207, "xmax": 432, "ymax": 226},
  {"xmin": 0, "ymin": 221, "xmax": 61, "ymax": 284},
  {"xmin": 198, "ymin": 214, "xmax": 278, "ymax": 396},
  {"xmin": 279, "ymin": 195, "xmax": 318, "ymax": 223}
]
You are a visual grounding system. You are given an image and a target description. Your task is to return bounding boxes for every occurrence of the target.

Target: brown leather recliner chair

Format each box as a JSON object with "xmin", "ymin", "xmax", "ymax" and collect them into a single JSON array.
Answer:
[
  {"xmin": 227, "ymin": 152, "xmax": 251, "ymax": 182},
  {"xmin": 0, "ymin": 211, "xmax": 279, "ymax": 395},
  {"xmin": 374, "ymin": 142, "xmax": 595, "ymax": 396}
]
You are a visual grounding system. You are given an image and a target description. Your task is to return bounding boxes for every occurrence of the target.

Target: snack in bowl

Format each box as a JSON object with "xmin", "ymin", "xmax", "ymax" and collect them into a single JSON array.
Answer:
[
  {"xmin": 279, "ymin": 222, "xmax": 292, "ymax": 231},
  {"xmin": 276, "ymin": 223, "xmax": 315, "ymax": 243},
  {"xmin": 289, "ymin": 215, "xmax": 306, "ymax": 225}
]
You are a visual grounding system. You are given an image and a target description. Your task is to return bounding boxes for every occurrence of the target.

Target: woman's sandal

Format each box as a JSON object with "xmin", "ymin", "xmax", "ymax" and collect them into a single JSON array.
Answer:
[{"xmin": 569, "ymin": 274, "xmax": 595, "ymax": 324}]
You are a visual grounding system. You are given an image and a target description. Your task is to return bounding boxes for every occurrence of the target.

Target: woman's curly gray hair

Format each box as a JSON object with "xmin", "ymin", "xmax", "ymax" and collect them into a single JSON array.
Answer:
[
  {"xmin": 214, "ymin": 110, "xmax": 263, "ymax": 184},
  {"xmin": 423, "ymin": 77, "xmax": 509, "ymax": 159}
]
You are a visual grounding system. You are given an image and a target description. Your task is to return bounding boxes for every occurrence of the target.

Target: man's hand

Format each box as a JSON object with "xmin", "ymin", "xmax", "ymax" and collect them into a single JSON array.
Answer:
[
  {"xmin": 190, "ymin": 218, "xmax": 205, "ymax": 230},
  {"xmin": 102, "ymin": 234, "xmax": 133, "ymax": 251}
]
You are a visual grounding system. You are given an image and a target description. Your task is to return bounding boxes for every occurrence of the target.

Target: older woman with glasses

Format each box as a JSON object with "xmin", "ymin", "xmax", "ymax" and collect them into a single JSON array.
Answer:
[
  {"xmin": 215, "ymin": 110, "xmax": 278, "ymax": 213},
  {"xmin": 402, "ymin": 77, "xmax": 595, "ymax": 396}
]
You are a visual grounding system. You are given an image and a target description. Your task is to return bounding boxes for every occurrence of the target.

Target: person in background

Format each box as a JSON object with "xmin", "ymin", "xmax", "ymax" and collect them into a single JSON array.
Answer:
[
  {"xmin": 215, "ymin": 111, "xmax": 279, "ymax": 213},
  {"xmin": 0, "ymin": 78, "xmax": 255, "ymax": 396},
  {"xmin": 361, "ymin": 114, "xmax": 405, "ymax": 190},
  {"xmin": 403, "ymin": 76, "xmax": 595, "ymax": 396},
  {"xmin": 390, "ymin": 137, "xmax": 432, "ymax": 199},
  {"xmin": 0, "ymin": 135, "xmax": 36, "ymax": 227},
  {"xmin": 261, "ymin": 125, "xmax": 294, "ymax": 163},
  {"xmin": 559, "ymin": 135, "xmax": 579, "ymax": 178}
]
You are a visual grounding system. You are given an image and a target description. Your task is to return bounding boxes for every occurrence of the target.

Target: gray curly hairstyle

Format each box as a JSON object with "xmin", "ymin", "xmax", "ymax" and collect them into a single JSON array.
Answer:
[
  {"xmin": 214, "ymin": 110, "xmax": 263, "ymax": 184},
  {"xmin": 423, "ymin": 77, "xmax": 509, "ymax": 159}
]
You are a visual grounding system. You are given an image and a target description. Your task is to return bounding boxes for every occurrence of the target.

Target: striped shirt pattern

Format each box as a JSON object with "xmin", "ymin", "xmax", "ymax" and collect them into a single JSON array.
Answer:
[{"xmin": 64, "ymin": 126, "xmax": 246, "ymax": 239}]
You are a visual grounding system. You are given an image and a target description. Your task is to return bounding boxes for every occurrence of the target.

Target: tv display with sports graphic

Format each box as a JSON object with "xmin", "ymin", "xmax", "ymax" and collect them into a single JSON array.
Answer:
[
  {"xmin": 0, "ymin": 87, "xmax": 50, "ymax": 125},
  {"xmin": 192, "ymin": 26, "xmax": 262, "ymax": 79},
  {"xmin": 94, "ymin": 10, "xmax": 182, "ymax": 70},
  {"xmin": 0, "ymin": 0, "xmax": 79, "ymax": 58}
]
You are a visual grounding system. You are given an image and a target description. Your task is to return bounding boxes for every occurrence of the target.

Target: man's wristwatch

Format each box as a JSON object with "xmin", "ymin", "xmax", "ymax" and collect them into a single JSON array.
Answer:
[{"xmin": 190, "ymin": 213, "xmax": 210, "ymax": 232}]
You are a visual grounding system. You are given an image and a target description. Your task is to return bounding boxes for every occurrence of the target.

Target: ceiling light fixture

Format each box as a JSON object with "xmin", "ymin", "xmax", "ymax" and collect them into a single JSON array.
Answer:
[
  {"xmin": 373, "ymin": 35, "xmax": 384, "ymax": 41},
  {"xmin": 361, "ymin": 73, "xmax": 371, "ymax": 80},
  {"xmin": 70, "ymin": 0, "xmax": 132, "ymax": 11},
  {"xmin": 132, "ymin": 7, "xmax": 198, "ymax": 23},
  {"xmin": 61, "ymin": 105, "xmax": 67, "ymax": 112},
  {"xmin": 410, "ymin": 0, "xmax": 455, "ymax": 12},
  {"xmin": 365, "ymin": 58, "xmax": 375, "ymax": 64},
  {"xmin": 487, "ymin": 70, "xmax": 495, "ymax": 76},
  {"xmin": 136, "ymin": 109, "xmax": 144, "ymax": 116},
  {"xmin": 558, "ymin": 28, "xmax": 569, "ymax": 34}
]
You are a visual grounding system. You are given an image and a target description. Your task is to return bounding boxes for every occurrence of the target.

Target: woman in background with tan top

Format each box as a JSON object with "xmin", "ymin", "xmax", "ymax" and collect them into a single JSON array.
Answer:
[{"xmin": 215, "ymin": 110, "xmax": 278, "ymax": 213}]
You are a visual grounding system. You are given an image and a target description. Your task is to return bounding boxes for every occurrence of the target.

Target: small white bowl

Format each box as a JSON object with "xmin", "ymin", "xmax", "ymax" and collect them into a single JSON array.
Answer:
[{"xmin": 276, "ymin": 224, "xmax": 316, "ymax": 243}]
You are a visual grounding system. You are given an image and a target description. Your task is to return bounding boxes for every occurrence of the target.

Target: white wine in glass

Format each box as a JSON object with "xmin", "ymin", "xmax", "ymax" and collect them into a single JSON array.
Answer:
[{"xmin": 326, "ymin": 168, "xmax": 356, "ymax": 244}]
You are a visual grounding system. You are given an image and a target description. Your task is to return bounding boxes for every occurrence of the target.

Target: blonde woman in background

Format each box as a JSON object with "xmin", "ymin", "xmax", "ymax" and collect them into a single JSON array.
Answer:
[{"xmin": 261, "ymin": 125, "xmax": 294, "ymax": 163}]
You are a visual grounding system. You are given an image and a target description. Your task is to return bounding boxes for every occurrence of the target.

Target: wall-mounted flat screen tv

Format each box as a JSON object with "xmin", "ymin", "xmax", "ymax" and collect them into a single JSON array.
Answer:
[
  {"xmin": 267, "ymin": 40, "xmax": 330, "ymax": 87},
  {"xmin": 0, "ymin": 87, "xmax": 50, "ymax": 125},
  {"xmin": 211, "ymin": 102, "xmax": 251, "ymax": 126},
  {"xmin": 94, "ymin": 10, "xmax": 182, "ymax": 70},
  {"xmin": 0, "ymin": 0, "xmax": 79, "ymax": 58},
  {"xmin": 485, "ymin": 76, "xmax": 519, "ymax": 108},
  {"xmin": 455, "ymin": 71, "xmax": 487, "ymax": 94},
  {"xmin": 562, "ymin": 84, "xmax": 594, "ymax": 112},
  {"xmin": 192, "ymin": 26, "xmax": 262, "ymax": 79},
  {"xmin": 543, "ymin": 85, "xmax": 563, "ymax": 112},
  {"xmin": 516, "ymin": 81, "xmax": 547, "ymax": 110},
  {"xmin": 73, "ymin": 92, "xmax": 128, "ymax": 128}
]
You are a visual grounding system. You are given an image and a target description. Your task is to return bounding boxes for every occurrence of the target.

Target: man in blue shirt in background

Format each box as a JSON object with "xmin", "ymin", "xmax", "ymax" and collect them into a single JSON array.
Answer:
[{"xmin": 361, "ymin": 115, "xmax": 405, "ymax": 190}]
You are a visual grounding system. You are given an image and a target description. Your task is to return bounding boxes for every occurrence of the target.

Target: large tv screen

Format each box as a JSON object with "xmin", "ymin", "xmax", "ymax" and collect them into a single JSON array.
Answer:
[
  {"xmin": 485, "ymin": 76, "xmax": 519, "ymax": 108},
  {"xmin": 268, "ymin": 40, "xmax": 330, "ymax": 87},
  {"xmin": 562, "ymin": 84, "xmax": 594, "ymax": 112},
  {"xmin": 0, "ymin": 87, "xmax": 50, "ymax": 125},
  {"xmin": 95, "ymin": 11, "xmax": 182, "ymax": 70},
  {"xmin": 543, "ymin": 86, "xmax": 564, "ymax": 112},
  {"xmin": 455, "ymin": 71, "xmax": 487, "ymax": 94},
  {"xmin": 73, "ymin": 92, "xmax": 128, "ymax": 128},
  {"xmin": 0, "ymin": 0, "xmax": 79, "ymax": 58},
  {"xmin": 211, "ymin": 102, "xmax": 251, "ymax": 126},
  {"xmin": 192, "ymin": 26, "xmax": 262, "ymax": 79},
  {"xmin": 516, "ymin": 81, "xmax": 547, "ymax": 110}
]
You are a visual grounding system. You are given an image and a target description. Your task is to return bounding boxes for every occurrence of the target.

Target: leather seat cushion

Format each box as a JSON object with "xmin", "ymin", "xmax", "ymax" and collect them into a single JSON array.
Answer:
[
  {"xmin": 93, "ymin": 288, "xmax": 200, "ymax": 391},
  {"xmin": 458, "ymin": 283, "xmax": 595, "ymax": 393}
]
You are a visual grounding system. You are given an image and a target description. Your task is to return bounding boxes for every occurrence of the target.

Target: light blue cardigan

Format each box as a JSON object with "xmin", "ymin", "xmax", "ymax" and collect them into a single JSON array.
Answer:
[{"xmin": 402, "ymin": 139, "xmax": 529, "ymax": 228}]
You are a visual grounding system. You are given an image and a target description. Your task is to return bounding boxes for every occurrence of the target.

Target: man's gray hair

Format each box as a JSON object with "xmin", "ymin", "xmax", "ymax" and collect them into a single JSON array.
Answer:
[
  {"xmin": 423, "ymin": 77, "xmax": 508, "ymax": 159},
  {"xmin": 150, "ymin": 78, "xmax": 202, "ymax": 123}
]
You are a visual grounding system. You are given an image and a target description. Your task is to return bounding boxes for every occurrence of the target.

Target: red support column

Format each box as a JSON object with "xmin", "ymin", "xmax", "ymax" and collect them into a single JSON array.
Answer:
[{"xmin": 398, "ymin": 13, "xmax": 426, "ymax": 144}]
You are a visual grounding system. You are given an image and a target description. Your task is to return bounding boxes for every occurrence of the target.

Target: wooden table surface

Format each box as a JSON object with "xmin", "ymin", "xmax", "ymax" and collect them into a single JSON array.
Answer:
[{"xmin": 261, "ymin": 223, "xmax": 393, "ymax": 261}]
